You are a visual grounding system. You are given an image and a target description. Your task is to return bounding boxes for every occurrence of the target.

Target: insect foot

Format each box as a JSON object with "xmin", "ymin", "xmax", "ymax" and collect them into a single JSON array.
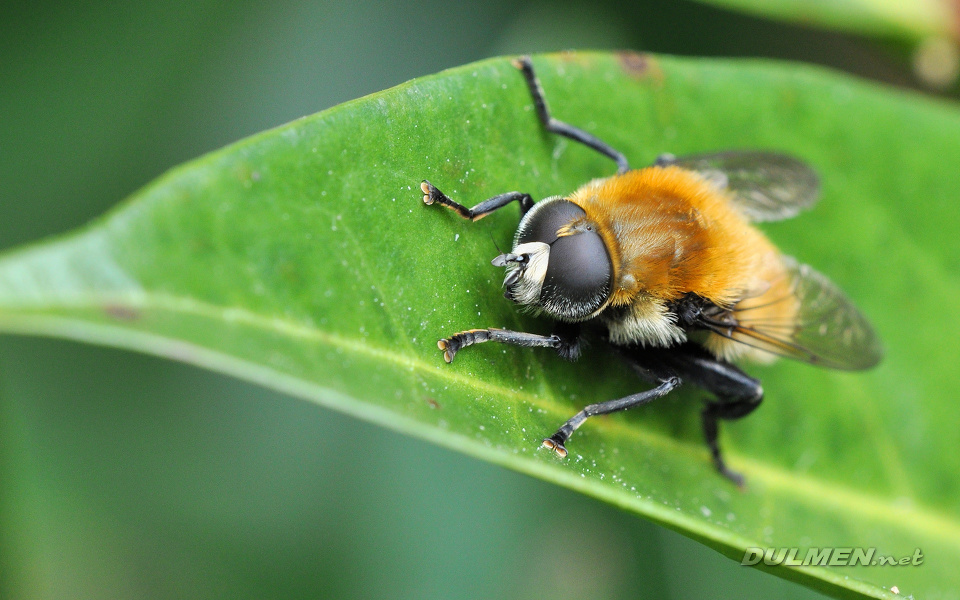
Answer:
[
  {"xmin": 436, "ymin": 337, "xmax": 457, "ymax": 363},
  {"xmin": 437, "ymin": 329, "xmax": 486, "ymax": 363},
  {"xmin": 541, "ymin": 436, "xmax": 568, "ymax": 458},
  {"xmin": 420, "ymin": 180, "xmax": 447, "ymax": 206},
  {"xmin": 719, "ymin": 466, "xmax": 745, "ymax": 489}
]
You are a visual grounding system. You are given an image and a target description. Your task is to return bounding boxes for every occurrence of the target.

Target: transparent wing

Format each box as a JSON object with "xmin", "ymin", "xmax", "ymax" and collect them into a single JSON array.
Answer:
[
  {"xmin": 701, "ymin": 258, "xmax": 882, "ymax": 370},
  {"xmin": 660, "ymin": 151, "xmax": 820, "ymax": 222}
]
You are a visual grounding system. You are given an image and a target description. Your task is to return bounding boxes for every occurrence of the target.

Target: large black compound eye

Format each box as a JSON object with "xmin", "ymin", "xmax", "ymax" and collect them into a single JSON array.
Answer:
[
  {"xmin": 540, "ymin": 226, "xmax": 612, "ymax": 319},
  {"xmin": 515, "ymin": 199, "xmax": 613, "ymax": 320},
  {"xmin": 516, "ymin": 198, "xmax": 587, "ymax": 246}
]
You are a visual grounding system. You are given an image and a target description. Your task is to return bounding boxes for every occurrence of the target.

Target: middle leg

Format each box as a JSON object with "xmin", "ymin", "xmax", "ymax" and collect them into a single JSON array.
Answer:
[{"xmin": 543, "ymin": 375, "xmax": 680, "ymax": 458}]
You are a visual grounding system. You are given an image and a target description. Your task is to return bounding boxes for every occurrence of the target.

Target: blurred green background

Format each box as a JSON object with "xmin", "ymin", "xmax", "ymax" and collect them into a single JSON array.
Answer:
[{"xmin": 0, "ymin": 1, "xmax": 945, "ymax": 599}]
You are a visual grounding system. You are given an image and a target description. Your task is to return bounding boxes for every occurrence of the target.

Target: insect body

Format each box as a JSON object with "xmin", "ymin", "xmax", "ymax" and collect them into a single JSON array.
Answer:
[{"xmin": 421, "ymin": 56, "xmax": 881, "ymax": 485}]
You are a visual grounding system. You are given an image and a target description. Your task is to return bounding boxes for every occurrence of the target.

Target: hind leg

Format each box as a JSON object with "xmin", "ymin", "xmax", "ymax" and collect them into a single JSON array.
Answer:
[
  {"xmin": 701, "ymin": 390, "xmax": 762, "ymax": 487},
  {"xmin": 677, "ymin": 352, "xmax": 763, "ymax": 486},
  {"xmin": 625, "ymin": 344, "xmax": 763, "ymax": 486}
]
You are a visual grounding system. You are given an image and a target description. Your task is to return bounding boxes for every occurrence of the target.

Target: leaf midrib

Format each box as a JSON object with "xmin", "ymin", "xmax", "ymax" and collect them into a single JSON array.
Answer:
[{"xmin": 0, "ymin": 291, "xmax": 957, "ymax": 549}]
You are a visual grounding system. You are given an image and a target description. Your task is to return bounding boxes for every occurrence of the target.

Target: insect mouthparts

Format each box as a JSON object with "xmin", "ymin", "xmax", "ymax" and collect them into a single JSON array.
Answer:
[
  {"xmin": 491, "ymin": 253, "xmax": 526, "ymax": 267},
  {"xmin": 503, "ymin": 269, "xmax": 522, "ymax": 288}
]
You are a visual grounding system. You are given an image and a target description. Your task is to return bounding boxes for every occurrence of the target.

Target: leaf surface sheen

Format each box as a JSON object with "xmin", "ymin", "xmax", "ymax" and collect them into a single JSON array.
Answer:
[{"xmin": 693, "ymin": 0, "xmax": 954, "ymax": 42}]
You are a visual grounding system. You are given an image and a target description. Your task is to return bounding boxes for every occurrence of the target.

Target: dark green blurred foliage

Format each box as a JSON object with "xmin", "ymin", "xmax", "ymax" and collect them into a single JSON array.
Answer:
[{"xmin": 0, "ymin": 1, "xmax": 918, "ymax": 598}]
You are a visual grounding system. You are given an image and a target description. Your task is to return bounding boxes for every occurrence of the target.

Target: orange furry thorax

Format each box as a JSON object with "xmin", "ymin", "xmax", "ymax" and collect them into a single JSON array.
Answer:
[{"xmin": 569, "ymin": 166, "xmax": 782, "ymax": 309}]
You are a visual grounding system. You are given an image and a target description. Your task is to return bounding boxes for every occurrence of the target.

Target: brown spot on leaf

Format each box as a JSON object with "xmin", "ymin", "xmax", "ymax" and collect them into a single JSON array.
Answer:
[
  {"xmin": 618, "ymin": 51, "xmax": 651, "ymax": 77},
  {"xmin": 617, "ymin": 51, "xmax": 664, "ymax": 86},
  {"xmin": 103, "ymin": 304, "xmax": 141, "ymax": 321}
]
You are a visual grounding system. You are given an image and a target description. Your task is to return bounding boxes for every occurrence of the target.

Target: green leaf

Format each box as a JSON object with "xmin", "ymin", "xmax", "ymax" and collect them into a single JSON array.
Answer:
[
  {"xmin": 0, "ymin": 51, "xmax": 957, "ymax": 598},
  {"xmin": 691, "ymin": 0, "xmax": 955, "ymax": 43}
]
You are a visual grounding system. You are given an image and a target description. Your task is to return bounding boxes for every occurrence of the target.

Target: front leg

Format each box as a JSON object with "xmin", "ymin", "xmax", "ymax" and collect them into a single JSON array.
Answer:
[
  {"xmin": 421, "ymin": 180, "xmax": 534, "ymax": 221},
  {"xmin": 439, "ymin": 322, "xmax": 581, "ymax": 363}
]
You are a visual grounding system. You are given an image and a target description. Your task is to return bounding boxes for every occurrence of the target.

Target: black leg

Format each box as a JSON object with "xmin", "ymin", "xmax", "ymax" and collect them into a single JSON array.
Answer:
[
  {"xmin": 421, "ymin": 180, "xmax": 534, "ymax": 221},
  {"xmin": 701, "ymin": 394, "xmax": 761, "ymax": 487},
  {"xmin": 514, "ymin": 56, "xmax": 630, "ymax": 174},
  {"xmin": 628, "ymin": 344, "xmax": 763, "ymax": 486},
  {"xmin": 438, "ymin": 324, "xmax": 580, "ymax": 363},
  {"xmin": 543, "ymin": 376, "xmax": 680, "ymax": 458}
]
